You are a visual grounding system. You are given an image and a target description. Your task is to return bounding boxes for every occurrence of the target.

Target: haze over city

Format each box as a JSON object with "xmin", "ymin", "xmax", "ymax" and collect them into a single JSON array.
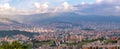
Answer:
[{"xmin": 0, "ymin": 0, "xmax": 120, "ymax": 49}]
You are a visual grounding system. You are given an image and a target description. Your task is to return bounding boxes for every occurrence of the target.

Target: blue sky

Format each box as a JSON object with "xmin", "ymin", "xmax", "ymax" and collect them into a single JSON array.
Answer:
[
  {"xmin": 7, "ymin": 0, "xmax": 95, "ymax": 9},
  {"xmin": 0, "ymin": 0, "xmax": 120, "ymax": 16},
  {"xmin": 67, "ymin": 0, "xmax": 95, "ymax": 5}
]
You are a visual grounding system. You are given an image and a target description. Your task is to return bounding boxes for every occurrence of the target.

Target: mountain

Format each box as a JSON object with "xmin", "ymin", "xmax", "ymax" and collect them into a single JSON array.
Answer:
[
  {"xmin": 21, "ymin": 12, "xmax": 120, "ymax": 24},
  {"xmin": 0, "ymin": 30, "xmax": 39, "ymax": 38},
  {"xmin": 0, "ymin": 18, "xmax": 21, "ymax": 26},
  {"xmin": 1, "ymin": 12, "xmax": 120, "ymax": 30},
  {"xmin": 21, "ymin": 12, "xmax": 120, "ymax": 30},
  {"xmin": 0, "ymin": 18, "xmax": 25, "ymax": 30}
]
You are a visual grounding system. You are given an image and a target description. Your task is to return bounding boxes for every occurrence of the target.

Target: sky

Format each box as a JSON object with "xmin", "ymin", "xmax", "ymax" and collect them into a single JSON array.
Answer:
[
  {"xmin": 8, "ymin": 0, "xmax": 95, "ymax": 8},
  {"xmin": 0, "ymin": 0, "xmax": 120, "ymax": 16},
  {"xmin": 0, "ymin": 0, "xmax": 95, "ymax": 10}
]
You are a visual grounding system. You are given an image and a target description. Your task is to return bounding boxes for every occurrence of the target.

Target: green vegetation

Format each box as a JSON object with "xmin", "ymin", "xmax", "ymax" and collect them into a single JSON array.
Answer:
[
  {"xmin": 103, "ymin": 39, "xmax": 117, "ymax": 44},
  {"xmin": 0, "ymin": 41, "xmax": 31, "ymax": 49},
  {"xmin": 32, "ymin": 40, "xmax": 56, "ymax": 48}
]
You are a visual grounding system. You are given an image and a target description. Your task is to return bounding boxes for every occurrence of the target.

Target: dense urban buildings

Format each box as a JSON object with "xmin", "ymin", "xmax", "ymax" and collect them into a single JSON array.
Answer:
[{"xmin": 0, "ymin": 0, "xmax": 120, "ymax": 49}]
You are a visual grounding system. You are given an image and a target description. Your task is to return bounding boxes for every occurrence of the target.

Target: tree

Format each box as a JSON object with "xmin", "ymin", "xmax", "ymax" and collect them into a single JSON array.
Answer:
[{"xmin": 0, "ymin": 41, "xmax": 31, "ymax": 49}]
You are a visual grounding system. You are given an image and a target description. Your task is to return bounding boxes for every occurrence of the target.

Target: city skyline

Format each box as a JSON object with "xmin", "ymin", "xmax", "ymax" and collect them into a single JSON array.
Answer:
[{"xmin": 0, "ymin": 0, "xmax": 120, "ymax": 49}]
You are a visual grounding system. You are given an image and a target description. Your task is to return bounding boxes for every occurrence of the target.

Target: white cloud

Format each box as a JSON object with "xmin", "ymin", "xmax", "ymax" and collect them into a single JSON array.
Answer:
[
  {"xmin": 51, "ymin": 2, "xmax": 75, "ymax": 13},
  {"xmin": 62, "ymin": 2, "xmax": 75, "ymax": 11},
  {"xmin": 0, "ymin": 3, "xmax": 13, "ymax": 10},
  {"xmin": 0, "ymin": 0, "xmax": 119, "ymax": 16},
  {"xmin": 105, "ymin": 0, "xmax": 114, "ymax": 3},
  {"xmin": 62, "ymin": 2, "xmax": 70, "ymax": 11},
  {"xmin": 75, "ymin": 0, "xmax": 120, "ymax": 16},
  {"xmin": 34, "ymin": 2, "xmax": 40, "ymax": 9},
  {"xmin": 80, "ymin": 2, "xmax": 86, "ymax": 5},
  {"xmin": 103, "ymin": 0, "xmax": 117, "ymax": 3},
  {"xmin": 42, "ymin": 2, "xmax": 49, "ymax": 10},
  {"xmin": 0, "ymin": 3, "xmax": 16, "ymax": 14},
  {"xmin": 0, "ymin": 0, "xmax": 75, "ymax": 15},
  {"xmin": 0, "ymin": 0, "xmax": 10, "ymax": 4},
  {"xmin": 95, "ymin": 0, "xmax": 120, "ymax": 4},
  {"xmin": 34, "ymin": 2, "xmax": 49, "ymax": 13},
  {"xmin": 95, "ymin": 0, "xmax": 103, "ymax": 3},
  {"xmin": 0, "ymin": 3, "xmax": 35, "ymax": 15},
  {"xmin": 115, "ymin": 6, "xmax": 120, "ymax": 11},
  {"xmin": 0, "ymin": 2, "xmax": 49, "ymax": 15}
]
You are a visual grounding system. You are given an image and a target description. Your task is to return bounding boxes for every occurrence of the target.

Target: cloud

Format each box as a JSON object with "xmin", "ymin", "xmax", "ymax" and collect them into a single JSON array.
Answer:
[
  {"xmin": 74, "ymin": 0, "xmax": 120, "ymax": 16},
  {"xmin": 95, "ymin": 0, "xmax": 103, "ymax": 3},
  {"xmin": 0, "ymin": 0, "xmax": 75, "ymax": 15},
  {"xmin": 34, "ymin": 2, "xmax": 40, "ymax": 9},
  {"xmin": 0, "ymin": 0, "xmax": 10, "ymax": 4},
  {"xmin": 34, "ymin": 2, "xmax": 49, "ymax": 13},
  {"xmin": 0, "ymin": 3, "xmax": 16, "ymax": 15},
  {"xmin": 62, "ymin": 2, "xmax": 76, "ymax": 12},
  {"xmin": 95, "ymin": 0, "xmax": 120, "ymax": 4},
  {"xmin": 62, "ymin": 2, "xmax": 70, "ymax": 11},
  {"xmin": 0, "ymin": 3, "xmax": 13, "ymax": 10},
  {"xmin": 95, "ymin": 0, "xmax": 114, "ymax": 3},
  {"xmin": 80, "ymin": 2, "xmax": 86, "ymax": 5},
  {"xmin": 115, "ymin": 6, "xmax": 120, "ymax": 11},
  {"xmin": 0, "ymin": 2, "xmax": 49, "ymax": 15},
  {"xmin": 0, "ymin": 0, "xmax": 120, "ymax": 16},
  {"xmin": 0, "ymin": 3, "xmax": 35, "ymax": 15},
  {"xmin": 51, "ymin": 2, "xmax": 76, "ymax": 13}
]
